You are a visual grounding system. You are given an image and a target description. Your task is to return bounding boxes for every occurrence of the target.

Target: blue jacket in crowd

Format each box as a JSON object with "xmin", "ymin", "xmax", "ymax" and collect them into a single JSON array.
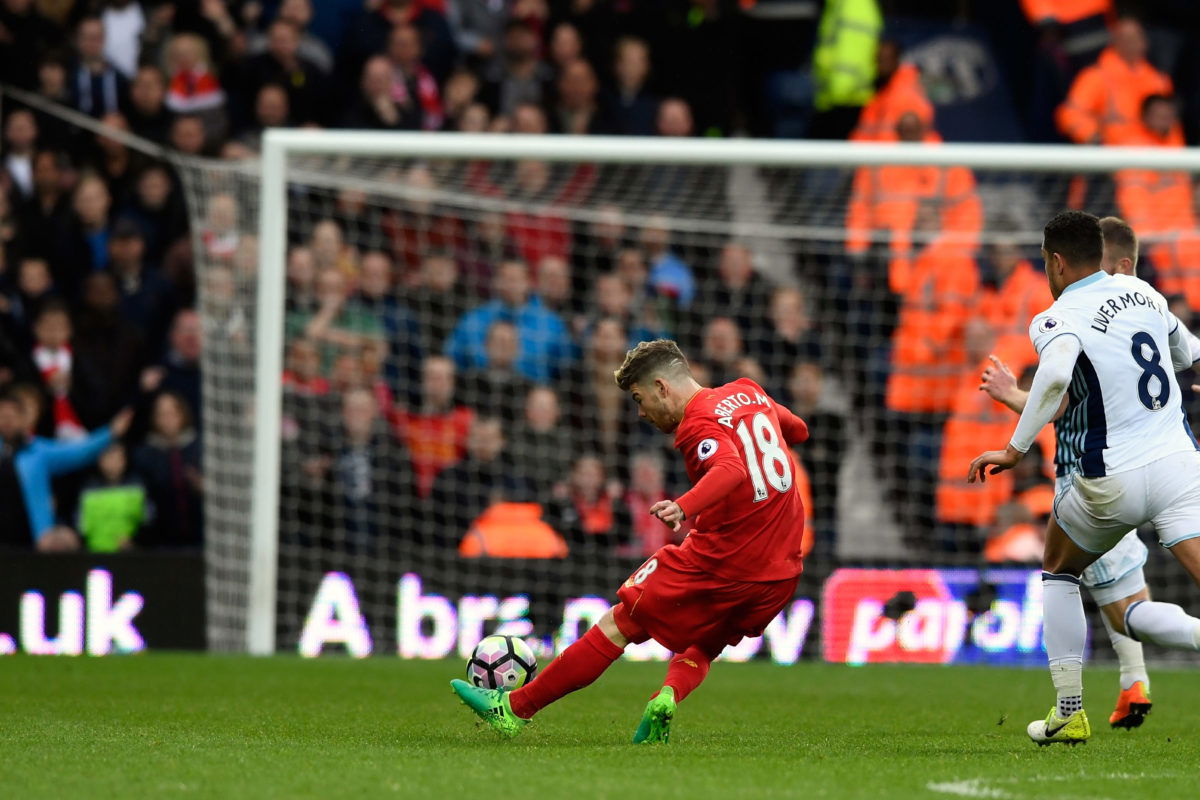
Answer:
[
  {"xmin": 445, "ymin": 296, "xmax": 575, "ymax": 383},
  {"xmin": 16, "ymin": 427, "xmax": 113, "ymax": 541}
]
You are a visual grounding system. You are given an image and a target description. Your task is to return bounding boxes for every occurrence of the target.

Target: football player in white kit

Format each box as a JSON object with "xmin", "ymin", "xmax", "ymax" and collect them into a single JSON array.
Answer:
[
  {"xmin": 980, "ymin": 217, "xmax": 1200, "ymax": 732},
  {"xmin": 968, "ymin": 211, "xmax": 1200, "ymax": 746}
]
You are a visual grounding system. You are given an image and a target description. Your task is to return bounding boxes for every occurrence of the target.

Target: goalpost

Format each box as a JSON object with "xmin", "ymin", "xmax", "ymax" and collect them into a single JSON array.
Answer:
[{"xmin": 205, "ymin": 129, "xmax": 1200, "ymax": 656}]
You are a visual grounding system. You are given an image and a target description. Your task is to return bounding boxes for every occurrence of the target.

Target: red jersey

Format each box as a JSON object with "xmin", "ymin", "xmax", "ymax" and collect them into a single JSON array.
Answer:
[{"xmin": 671, "ymin": 378, "xmax": 810, "ymax": 582}]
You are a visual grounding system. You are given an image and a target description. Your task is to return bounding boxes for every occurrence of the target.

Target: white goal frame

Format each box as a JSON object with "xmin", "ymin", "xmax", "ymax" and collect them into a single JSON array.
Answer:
[{"xmin": 250, "ymin": 130, "xmax": 1200, "ymax": 654}]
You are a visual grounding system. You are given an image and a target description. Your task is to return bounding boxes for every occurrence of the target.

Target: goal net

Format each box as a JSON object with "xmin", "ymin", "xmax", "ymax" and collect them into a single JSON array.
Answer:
[{"xmin": 177, "ymin": 132, "xmax": 1200, "ymax": 665}]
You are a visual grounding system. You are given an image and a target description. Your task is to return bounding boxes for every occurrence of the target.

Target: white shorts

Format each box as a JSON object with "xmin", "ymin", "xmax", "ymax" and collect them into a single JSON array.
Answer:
[
  {"xmin": 1082, "ymin": 532, "xmax": 1148, "ymax": 605},
  {"xmin": 1054, "ymin": 450, "xmax": 1200, "ymax": 554}
]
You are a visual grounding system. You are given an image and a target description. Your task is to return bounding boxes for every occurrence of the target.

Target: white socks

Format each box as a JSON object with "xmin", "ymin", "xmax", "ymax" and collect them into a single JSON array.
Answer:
[
  {"xmin": 1043, "ymin": 572, "xmax": 1086, "ymax": 717},
  {"xmin": 1125, "ymin": 600, "xmax": 1200, "ymax": 651},
  {"xmin": 1100, "ymin": 613, "xmax": 1148, "ymax": 690}
]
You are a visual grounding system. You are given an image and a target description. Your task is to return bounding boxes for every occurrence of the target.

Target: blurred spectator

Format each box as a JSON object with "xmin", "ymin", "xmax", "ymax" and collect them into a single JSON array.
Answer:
[
  {"xmin": 934, "ymin": 319, "xmax": 1032, "ymax": 553},
  {"xmin": 383, "ymin": 164, "xmax": 469, "ymax": 275},
  {"xmin": 1021, "ymin": 0, "xmax": 1112, "ymax": 142},
  {"xmin": 141, "ymin": 308, "xmax": 203, "ymax": 433},
  {"xmin": 621, "ymin": 449, "xmax": 676, "ymax": 558},
  {"xmin": 71, "ymin": 271, "xmax": 145, "ymax": 427},
  {"xmin": 6, "ymin": 257, "xmax": 57, "ymax": 350},
  {"xmin": 315, "ymin": 387, "xmax": 415, "ymax": 552},
  {"xmin": 119, "ymin": 164, "xmax": 189, "ymax": 267},
  {"xmin": 845, "ymin": 112, "xmax": 983, "ymax": 258},
  {"xmin": 127, "ymin": 65, "xmax": 172, "ymax": 143},
  {"xmin": 480, "ymin": 18, "xmax": 552, "ymax": 117},
  {"xmin": 429, "ymin": 415, "xmax": 528, "ymax": 546},
  {"xmin": 163, "ymin": 33, "xmax": 227, "ymax": 136},
  {"xmin": 547, "ymin": 21, "xmax": 583, "ymax": 80},
  {"xmin": 606, "ymin": 36, "xmax": 659, "ymax": 136},
  {"xmin": 543, "ymin": 454, "xmax": 631, "ymax": 549},
  {"xmin": 850, "ymin": 39, "xmax": 933, "ymax": 142},
  {"xmin": 446, "ymin": 259, "xmax": 574, "ymax": 383},
  {"xmin": 241, "ymin": 18, "xmax": 327, "ymax": 128},
  {"xmin": 700, "ymin": 317, "xmax": 745, "ymax": 387},
  {"xmin": 535, "ymin": 254, "xmax": 576, "ymax": 318},
  {"xmin": 459, "ymin": 320, "xmax": 534, "ymax": 423},
  {"xmin": 575, "ymin": 203, "xmax": 627, "ymax": 277},
  {"xmin": 810, "ymin": 0, "xmax": 882, "ymax": 139},
  {"xmin": 56, "ymin": 173, "xmax": 113, "ymax": 291},
  {"xmin": 110, "ymin": 218, "xmax": 176, "ymax": 350},
  {"xmin": 1057, "ymin": 17, "xmax": 1177, "ymax": 145},
  {"xmin": 0, "ymin": 390, "xmax": 129, "ymax": 550},
  {"xmin": 640, "ymin": 217, "xmax": 695, "ymax": 318},
  {"xmin": 884, "ymin": 205, "xmax": 980, "ymax": 541},
  {"xmin": 348, "ymin": 250, "xmax": 423, "ymax": 400},
  {"xmin": 133, "ymin": 391, "xmax": 202, "ymax": 548},
  {"xmin": 550, "ymin": 58, "xmax": 610, "ymax": 135},
  {"xmin": 655, "ymin": 97, "xmax": 693, "ymax": 137},
  {"xmin": 441, "ymin": 68, "xmax": 484, "ymax": 130},
  {"xmin": 396, "ymin": 355, "xmax": 473, "ymax": 498},
  {"xmin": 696, "ymin": 243, "xmax": 771, "ymax": 346},
  {"xmin": 446, "ymin": 0, "xmax": 506, "ymax": 66},
  {"xmin": 311, "ymin": 218, "xmax": 358, "ymax": 278},
  {"xmin": 3, "ymin": 110, "xmax": 37, "ymax": 201},
  {"xmin": 31, "ymin": 299, "xmax": 85, "ymax": 440},
  {"xmin": 77, "ymin": 441, "xmax": 150, "ymax": 552},
  {"xmin": 386, "ymin": 23, "xmax": 443, "ymax": 131},
  {"xmin": 234, "ymin": 83, "xmax": 291, "ymax": 150},
  {"xmin": 503, "ymin": 160, "xmax": 573, "ymax": 267},
  {"xmin": 562, "ymin": 317, "xmax": 636, "ymax": 470},
  {"xmin": 169, "ymin": 114, "xmax": 208, "ymax": 156},
  {"xmin": 286, "ymin": 267, "xmax": 384, "ymax": 373},
  {"xmin": 786, "ymin": 359, "xmax": 845, "ymax": 547},
  {"xmin": 101, "ymin": 0, "xmax": 144, "ymax": 79},
  {"xmin": 91, "ymin": 113, "xmax": 144, "ymax": 201},
  {"xmin": 586, "ymin": 271, "xmax": 664, "ymax": 348},
  {"xmin": 30, "ymin": 54, "xmax": 74, "ymax": 151},
  {"xmin": 339, "ymin": 0, "xmax": 457, "ymax": 88},
  {"xmin": 286, "ymin": 245, "xmax": 318, "ymax": 314},
  {"xmin": 15, "ymin": 151, "xmax": 69, "ymax": 261},
  {"xmin": 71, "ymin": 15, "xmax": 129, "ymax": 119},
  {"xmin": 409, "ymin": 252, "xmax": 465, "ymax": 355},
  {"xmin": 757, "ymin": 287, "xmax": 820, "ymax": 396},
  {"xmin": 979, "ymin": 234, "xmax": 1052, "ymax": 339},
  {"xmin": 246, "ymin": 0, "xmax": 333, "ymax": 75},
  {"xmin": 0, "ymin": 0, "xmax": 64, "ymax": 90},
  {"xmin": 510, "ymin": 385, "xmax": 574, "ymax": 497},
  {"xmin": 1115, "ymin": 95, "xmax": 1200, "ymax": 309},
  {"xmin": 200, "ymin": 194, "xmax": 239, "ymax": 265}
]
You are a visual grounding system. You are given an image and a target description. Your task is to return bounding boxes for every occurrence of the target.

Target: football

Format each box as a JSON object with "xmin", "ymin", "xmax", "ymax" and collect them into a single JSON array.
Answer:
[{"xmin": 466, "ymin": 635, "xmax": 538, "ymax": 690}]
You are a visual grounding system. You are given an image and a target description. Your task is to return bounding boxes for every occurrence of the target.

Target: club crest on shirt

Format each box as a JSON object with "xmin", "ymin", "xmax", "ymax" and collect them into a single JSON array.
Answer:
[
  {"xmin": 697, "ymin": 438, "xmax": 718, "ymax": 461},
  {"xmin": 1037, "ymin": 317, "xmax": 1061, "ymax": 334}
]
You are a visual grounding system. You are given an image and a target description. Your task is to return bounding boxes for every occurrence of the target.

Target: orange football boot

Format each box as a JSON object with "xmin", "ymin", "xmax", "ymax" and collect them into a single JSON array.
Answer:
[{"xmin": 1109, "ymin": 681, "xmax": 1152, "ymax": 729}]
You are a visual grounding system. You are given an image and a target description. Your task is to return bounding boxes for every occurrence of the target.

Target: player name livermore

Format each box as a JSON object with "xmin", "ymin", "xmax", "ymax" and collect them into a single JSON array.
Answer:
[{"xmin": 1089, "ymin": 290, "xmax": 1162, "ymax": 333}]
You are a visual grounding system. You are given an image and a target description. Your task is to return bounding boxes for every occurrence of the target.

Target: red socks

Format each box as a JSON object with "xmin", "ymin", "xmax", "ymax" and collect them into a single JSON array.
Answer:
[
  {"xmin": 508, "ymin": 625, "xmax": 625, "ymax": 720},
  {"xmin": 661, "ymin": 647, "xmax": 712, "ymax": 703}
]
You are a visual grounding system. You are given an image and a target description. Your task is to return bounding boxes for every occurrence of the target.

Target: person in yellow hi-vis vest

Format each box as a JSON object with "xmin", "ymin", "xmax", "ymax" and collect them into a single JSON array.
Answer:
[{"xmin": 810, "ymin": 0, "xmax": 882, "ymax": 139}]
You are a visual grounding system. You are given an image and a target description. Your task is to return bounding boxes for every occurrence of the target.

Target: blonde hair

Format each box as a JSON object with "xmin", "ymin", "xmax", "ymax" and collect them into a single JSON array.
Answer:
[
  {"xmin": 613, "ymin": 339, "xmax": 690, "ymax": 391},
  {"xmin": 1099, "ymin": 216, "xmax": 1139, "ymax": 267}
]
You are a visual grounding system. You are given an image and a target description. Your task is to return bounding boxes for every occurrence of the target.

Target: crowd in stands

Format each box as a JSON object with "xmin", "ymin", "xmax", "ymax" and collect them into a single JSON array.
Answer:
[{"xmin": 2, "ymin": 0, "xmax": 1199, "ymax": 561}]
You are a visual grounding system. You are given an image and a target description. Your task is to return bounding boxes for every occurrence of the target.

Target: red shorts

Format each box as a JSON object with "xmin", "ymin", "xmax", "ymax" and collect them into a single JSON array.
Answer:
[{"xmin": 613, "ymin": 544, "xmax": 800, "ymax": 656}]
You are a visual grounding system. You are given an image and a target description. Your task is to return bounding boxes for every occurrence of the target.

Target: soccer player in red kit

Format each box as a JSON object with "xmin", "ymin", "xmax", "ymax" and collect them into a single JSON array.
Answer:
[{"xmin": 451, "ymin": 339, "xmax": 811, "ymax": 742}]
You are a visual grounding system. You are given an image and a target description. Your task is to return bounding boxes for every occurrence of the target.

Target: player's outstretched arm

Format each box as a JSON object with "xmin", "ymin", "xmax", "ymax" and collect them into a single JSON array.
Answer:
[
  {"xmin": 1167, "ymin": 313, "xmax": 1200, "ymax": 372},
  {"xmin": 979, "ymin": 355, "xmax": 1028, "ymax": 413},
  {"xmin": 662, "ymin": 451, "xmax": 748, "ymax": 531},
  {"xmin": 969, "ymin": 335, "xmax": 1079, "ymax": 483}
]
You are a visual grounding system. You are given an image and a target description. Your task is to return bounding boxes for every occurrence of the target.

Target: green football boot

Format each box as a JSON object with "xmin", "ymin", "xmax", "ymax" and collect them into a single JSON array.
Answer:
[
  {"xmin": 450, "ymin": 679, "xmax": 529, "ymax": 738},
  {"xmin": 1027, "ymin": 707, "xmax": 1091, "ymax": 746},
  {"xmin": 632, "ymin": 687, "xmax": 676, "ymax": 744}
]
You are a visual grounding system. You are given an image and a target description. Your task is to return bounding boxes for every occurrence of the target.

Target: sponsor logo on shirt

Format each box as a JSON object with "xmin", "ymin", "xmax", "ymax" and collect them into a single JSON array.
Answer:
[{"xmin": 697, "ymin": 439, "xmax": 718, "ymax": 461}]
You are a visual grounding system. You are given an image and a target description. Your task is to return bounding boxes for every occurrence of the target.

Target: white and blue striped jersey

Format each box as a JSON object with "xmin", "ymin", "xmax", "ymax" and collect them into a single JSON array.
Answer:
[{"xmin": 1030, "ymin": 271, "xmax": 1199, "ymax": 478}]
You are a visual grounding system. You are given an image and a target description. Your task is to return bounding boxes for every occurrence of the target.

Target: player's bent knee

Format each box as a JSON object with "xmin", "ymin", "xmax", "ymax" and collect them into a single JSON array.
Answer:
[{"xmin": 598, "ymin": 606, "xmax": 634, "ymax": 648}]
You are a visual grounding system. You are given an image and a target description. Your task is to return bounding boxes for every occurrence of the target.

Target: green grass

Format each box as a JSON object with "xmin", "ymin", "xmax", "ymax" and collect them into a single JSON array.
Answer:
[{"xmin": 2, "ymin": 656, "xmax": 1197, "ymax": 799}]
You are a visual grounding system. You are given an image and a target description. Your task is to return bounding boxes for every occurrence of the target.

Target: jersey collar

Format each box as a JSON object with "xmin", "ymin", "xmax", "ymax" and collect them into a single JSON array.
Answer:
[{"xmin": 1061, "ymin": 269, "xmax": 1107, "ymax": 295}]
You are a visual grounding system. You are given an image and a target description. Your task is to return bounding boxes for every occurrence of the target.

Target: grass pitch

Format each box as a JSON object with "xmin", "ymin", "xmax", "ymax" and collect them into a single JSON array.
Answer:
[{"xmin": 3, "ymin": 655, "xmax": 1198, "ymax": 799}]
